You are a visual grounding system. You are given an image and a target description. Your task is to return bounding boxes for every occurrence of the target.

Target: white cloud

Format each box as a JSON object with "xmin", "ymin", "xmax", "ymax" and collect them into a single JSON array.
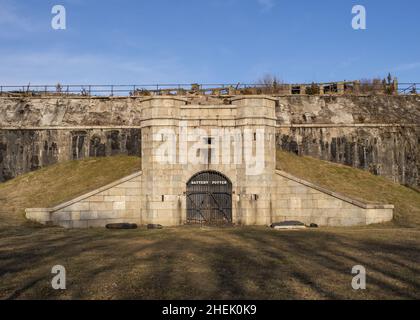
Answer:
[{"xmin": 0, "ymin": 51, "xmax": 200, "ymax": 84}]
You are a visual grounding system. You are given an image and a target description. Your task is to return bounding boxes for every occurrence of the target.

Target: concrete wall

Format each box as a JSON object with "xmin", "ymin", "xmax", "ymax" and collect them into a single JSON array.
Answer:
[
  {"xmin": 25, "ymin": 169, "xmax": 393, "ymax": 228},
  {"xmin": 272, "ymin": 171, "xmax": 393, "ymax": 226},
  {"xmin": 26, "ymin": 172, "xmax": 142, "ymax": 228}
]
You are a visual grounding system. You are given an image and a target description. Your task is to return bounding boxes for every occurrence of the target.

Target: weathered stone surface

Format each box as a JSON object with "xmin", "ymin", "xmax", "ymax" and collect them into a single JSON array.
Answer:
[
  {"xmin": 0, "ymin": 128, "xmax": 141, "ymax": 182},
  {"xmin": 277, "ymin": 126, "xmax": 419, "ymax": 187},
  {"xmin": 276, "ymin": 95, "xmax": 420, "ymax": 125},
  {"xmin": 2, "ymin": 95, "xmax": 419, "ymax": 127},
  {"xmin": 274, "ymin": 95, "xmax": 420, "ymax": 187},
  {"xmin": 0, "ymin": 97, "xmax": 142, "ymax": 127},
  {"xmin": 1, "ymin": 95, "xmax": 419, "ymax": 186}
]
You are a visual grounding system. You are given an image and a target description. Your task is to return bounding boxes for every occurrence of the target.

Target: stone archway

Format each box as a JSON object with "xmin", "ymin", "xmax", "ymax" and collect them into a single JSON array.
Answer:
[{"xmin": 186, "ymin": 171, "xmax": 232, "ymax": 225}]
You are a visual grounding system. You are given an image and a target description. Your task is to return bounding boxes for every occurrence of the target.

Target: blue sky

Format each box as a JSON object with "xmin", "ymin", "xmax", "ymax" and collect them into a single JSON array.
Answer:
[{"xmin": 0, "ymin": 0, "xmax": 419, "ymax": 84}]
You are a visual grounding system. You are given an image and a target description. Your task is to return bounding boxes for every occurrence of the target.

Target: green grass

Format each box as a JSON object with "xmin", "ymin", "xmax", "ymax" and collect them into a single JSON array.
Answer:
[
  {"xmin": 277, "ymin": 150, "xmax": 420, "ymax": 227},
  {"xmin": 0, "ymin": 156, "xmax": 141, "ymax": 227}
]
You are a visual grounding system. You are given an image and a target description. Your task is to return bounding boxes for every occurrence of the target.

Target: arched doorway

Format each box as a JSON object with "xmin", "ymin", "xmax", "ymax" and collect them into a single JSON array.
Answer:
[{"xmin": 186, "ymin": 171, "xmax": 232, "ymax": 225}]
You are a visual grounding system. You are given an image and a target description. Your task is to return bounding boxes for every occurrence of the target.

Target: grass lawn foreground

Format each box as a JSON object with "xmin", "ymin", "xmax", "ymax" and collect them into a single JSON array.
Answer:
[{"xmin": 0, "ymin": 153, "xmax": 419, "ymax": 300}]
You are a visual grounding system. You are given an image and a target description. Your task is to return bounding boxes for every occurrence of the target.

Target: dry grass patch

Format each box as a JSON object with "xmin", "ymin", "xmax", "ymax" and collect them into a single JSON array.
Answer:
[
  {"xmin": 0, "ymin": 153, "xmax": 419, "ymax": 300},
  {"xmin": 0, "ymin": 225, "xmax": 419, "ymax": 300},
  {"xmin": 277, "ymin": 150, "xmax": 420, "ymax": 227},
  {"xmin": 0, "ymin": 156, "xmax": 141, "ymax": 227}
]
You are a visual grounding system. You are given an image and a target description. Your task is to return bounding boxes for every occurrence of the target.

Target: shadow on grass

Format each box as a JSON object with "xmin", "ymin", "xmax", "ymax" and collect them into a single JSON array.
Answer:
[{"xmin": 0, "ymin": 226, "xmax": 419, "ymax": 300}]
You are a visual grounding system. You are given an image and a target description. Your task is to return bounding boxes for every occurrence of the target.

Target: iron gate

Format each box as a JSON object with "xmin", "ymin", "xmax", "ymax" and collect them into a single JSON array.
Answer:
[{"xmin": 186, "ymin": 171, "xmax": 232, "ymax": 225}]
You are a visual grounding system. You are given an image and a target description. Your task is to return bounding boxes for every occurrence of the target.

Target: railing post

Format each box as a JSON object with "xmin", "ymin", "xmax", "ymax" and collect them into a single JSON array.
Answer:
[
  {"xmin": 89, "ymin": 85, "xmax": 91, "ymax": 96},
  {"xmin": 337, "ymin": 82, "xmax": 345, "ymax": 95},
  {"xmin": 354, "ymin": 80, "xmax": 361, "ymax": 94},
  {"xmin": 393, "ymin": 78, "xmax": 398, "ymax": 95},
  {"xmin": 111, "ymin": 85, "xmax": 114, "ymax": 96}
]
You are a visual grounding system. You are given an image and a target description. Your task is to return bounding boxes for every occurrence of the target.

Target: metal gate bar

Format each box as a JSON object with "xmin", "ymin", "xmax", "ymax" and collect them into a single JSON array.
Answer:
[{"xmin": 186, "ymin": 171, "xmax": 232, "ymax": 225}]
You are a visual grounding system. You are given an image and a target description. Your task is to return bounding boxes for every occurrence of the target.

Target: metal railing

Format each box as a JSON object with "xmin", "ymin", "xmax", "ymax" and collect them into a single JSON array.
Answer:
[
  {"xmin": 0, "ymin": 84, "xmax": 250, "ymax": 96},
  {"xmin": 0, "ymin": 82, "xmax": 418, "ymax": 97},
  {"xmin": 399, "ymin": 83, "xmax": 418, "ymax": 94}
]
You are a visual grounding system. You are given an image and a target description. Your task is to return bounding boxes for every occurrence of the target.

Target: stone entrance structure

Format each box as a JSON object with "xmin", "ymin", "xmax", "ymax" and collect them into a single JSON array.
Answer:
[
  {"xmin": 186, "ymin": 171, "xmax": 233, "ymax": 225},
  {"xmin": 25, "ymin": 95, "xmax": 394, "ymax": 228}
]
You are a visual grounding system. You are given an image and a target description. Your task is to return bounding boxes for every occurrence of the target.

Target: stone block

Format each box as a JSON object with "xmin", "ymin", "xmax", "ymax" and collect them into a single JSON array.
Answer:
[
  {"xmin": 113, "ymin": 201, "xmax": 126, "ymax": 210},
  {"xmin": 68, "ymin": 202, "xmax": 90, "ymax": 211},
  {"xmin": 88, "ymin": 195, "xmax": 105, "ymax": 202},
  {"xmin": 89, "ymin": 202, "xmax": 113, "ymax": 211},
  {"xmin": 53, "ymin": 211, "xmax": 71, "ymax": 221},
  {"xmin": 71, "ymin": 212, "xmax": 81, "ymax": 221},
  {"xmin": 104, "ymin": 196, "xmax": 124, "ymax": 202},
  {"xmin": 81, "ymin": 211, "xmax": 98, "ymax": 220},
  {"xmin": 126, "ymin": 201, "xmax": 141, "ymax": 210},
  {"xmin": 126, "ymin": 188, "xmax": 140, "ymax": 196},
  {"xmin": 98, "ymin": 211, "xmax": 118, "ymax": 219}
]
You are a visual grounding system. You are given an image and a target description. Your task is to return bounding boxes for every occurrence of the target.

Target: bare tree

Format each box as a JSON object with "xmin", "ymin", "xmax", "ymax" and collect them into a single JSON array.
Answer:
[{"xmin": 258, "ymin": 74, "xmax": 283, "ymax": 87}]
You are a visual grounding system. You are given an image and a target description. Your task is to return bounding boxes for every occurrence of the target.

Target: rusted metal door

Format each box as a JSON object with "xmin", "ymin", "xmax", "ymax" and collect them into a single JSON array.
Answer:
[{"xmin": 186, "ymin": 171, "xmax": 232, "ymax": 225}]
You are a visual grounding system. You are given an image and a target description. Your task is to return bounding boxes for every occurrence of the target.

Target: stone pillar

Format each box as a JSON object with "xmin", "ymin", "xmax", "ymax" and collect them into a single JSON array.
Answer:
[
  {"xmin": 230, "ymin": 96, "xmax": 277, "ymax": 225},
  {"xmin": 140, "ymin": 97, "xmax": 188, "ymax": 226}
]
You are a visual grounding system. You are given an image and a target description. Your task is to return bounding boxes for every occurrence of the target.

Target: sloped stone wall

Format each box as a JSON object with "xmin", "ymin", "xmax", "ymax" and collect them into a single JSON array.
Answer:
[
  {"xmin": 26, "ymin": 172, "xmax": 142, "ymax": 228},
  {"xmin": 272, "ymin": 171, "xmax": 393, "ymax": 226},
  {"xmin": 26, "ymin": 170, "xmax": 393, "ymax": 228}
]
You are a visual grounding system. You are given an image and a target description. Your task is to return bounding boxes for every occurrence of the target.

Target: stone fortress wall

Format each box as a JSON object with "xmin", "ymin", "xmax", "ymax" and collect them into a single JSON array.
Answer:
[
  {"xmin": 276, "ymin": 95, "xmax": 420, "ymax": 187},
  {"xmin": 1, "ymin": 94, "xmax": 419, "ymax": 187},
  {"xmin": 11, "ymin": 94, "xmax": 405, "ymax": 227}
]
